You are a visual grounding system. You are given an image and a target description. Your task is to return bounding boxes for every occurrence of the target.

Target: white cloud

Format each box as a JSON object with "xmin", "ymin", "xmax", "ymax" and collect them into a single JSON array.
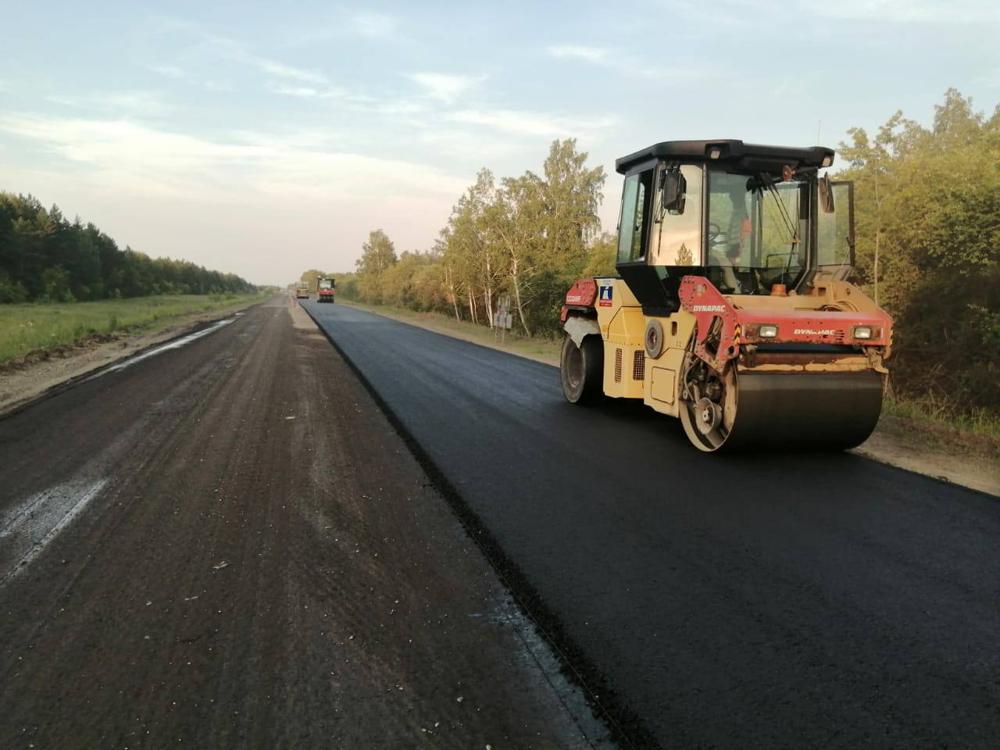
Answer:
[
  {"xmin": 266, "ymin": 82, "xmax": 428, "ymax": 117},
  {"xmin": 663, "ymin": 0, "xmax": 1000, "ymax": 26},
  {"xmin": 252, "ymin": 56, "xmax": 327, "ymax": 84},
  {"xmin": 547, "ymin": 45, "xmax": 609, "ymax": 64},
  {"xmin": 148, "ymin": 21, "xmax": 341, "ymax": 93},
  {"xmin": 46, "ymin": 91, "xmax": 172, "ymax": 118},
  {"xmin": 807, "ymin": 0, "xmax": 1000, "ymax": 24},
  {"xmin": 271, "ymin": 85, "xmax": 322, "ymax": 98},
  {"xmin": 360, "ymin": 100, "xmax": 429, "ymax": 116},
  {"xmin": 546, "ymin": 42, "xmax": 697, "ymax": 82},
  {"xmin": 146, "ymin": 63, "xmax": 231, "ymax": 92},
  {"xmin": 449, "ymin": 108, "xmax": 617, "ymax": 139},
  {"xmin": 407, "ymin": 73, "xmax": 482, "ymax": 104},
  {"xmin": 412, "ymin": 126, "xmax": 525, "ymax": 163},
  {"xmin": 349, "ymin": 13, "xmax": 397, "ymax": 38},
  {"xmin": 0, "ymin": 112, "xmax": 466, "ymax": 201},
  {"xmin": 273, "ymin": 11, "xmax": 402, "ymax": 49},
  {"xmin": 148, "ymin": 64, "xmax": 185, "ymax": 80},
  {"xmin": 168, "ymin": 26, "xmax": 330, "ymax": 85}
]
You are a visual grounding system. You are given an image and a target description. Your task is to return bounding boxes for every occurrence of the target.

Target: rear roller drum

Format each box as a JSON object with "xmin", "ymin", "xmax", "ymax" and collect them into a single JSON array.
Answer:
[{"xmin": 560, "ymin": 335, "xmax": 604, "ymax": 405}]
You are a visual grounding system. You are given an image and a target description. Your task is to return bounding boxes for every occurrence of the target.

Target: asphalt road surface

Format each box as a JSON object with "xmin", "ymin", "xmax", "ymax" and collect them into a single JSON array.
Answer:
[
  {"xmin": 305, "ymin": 301, "xmax": 1000, "ymax": 749},
  {"xmin": 0, "ymin": 298, "xmax": 608, "ymax": 749}
]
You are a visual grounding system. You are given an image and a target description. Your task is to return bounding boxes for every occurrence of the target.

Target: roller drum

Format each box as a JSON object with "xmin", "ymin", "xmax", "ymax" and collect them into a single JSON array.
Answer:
[{"xmin": 682, "ymin": 370, "xmax": 884, "ymax": 451}]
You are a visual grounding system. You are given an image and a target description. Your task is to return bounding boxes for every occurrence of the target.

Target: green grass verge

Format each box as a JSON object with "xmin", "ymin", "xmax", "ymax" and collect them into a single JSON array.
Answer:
[
  {"xmin": 881, "ymin": 395, "xmax": 1000, "ymax": 455},
  {"xmin": 0, "ymin": 293, "xmax": 265, "ymax": 364}
]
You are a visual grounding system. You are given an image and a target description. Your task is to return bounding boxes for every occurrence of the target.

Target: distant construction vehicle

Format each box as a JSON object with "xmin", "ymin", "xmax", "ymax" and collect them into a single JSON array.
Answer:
[
  {"xmin": 295, "ymin": 282, "xmax": 310, "ymax": 300},
  {"xmin": 317, "ymin": 277, "xmax": 336, "ymax": 303},
  {"xmin": 559, "ymin": 140, "xmax": 892, "ymax": 452}
]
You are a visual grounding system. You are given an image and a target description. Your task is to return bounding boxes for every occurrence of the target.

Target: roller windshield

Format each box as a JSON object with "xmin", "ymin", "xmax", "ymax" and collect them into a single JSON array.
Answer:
[{"xmin": 705, "ymin": 171, "xmax": 810, "ymax": 295}]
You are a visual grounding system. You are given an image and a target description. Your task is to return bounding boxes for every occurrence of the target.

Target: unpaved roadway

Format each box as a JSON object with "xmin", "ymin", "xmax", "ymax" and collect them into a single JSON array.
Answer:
[
  {"xmin": 305, "ymin": 301, "xmax": 1000, "ymax": 749},
  {"xmin": 0, "ymin": 297, "xmax": 608, "ymax": 749}
]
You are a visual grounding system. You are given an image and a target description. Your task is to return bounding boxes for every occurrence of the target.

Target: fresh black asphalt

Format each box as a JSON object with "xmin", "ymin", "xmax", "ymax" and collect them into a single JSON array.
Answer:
[{"xmin": 305, "ymin": 301, "xmax": 1000, "ymax": 749}]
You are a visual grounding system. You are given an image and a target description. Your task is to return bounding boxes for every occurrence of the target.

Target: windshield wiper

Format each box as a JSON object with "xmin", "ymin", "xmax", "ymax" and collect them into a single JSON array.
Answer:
[
  {"xmin": 759, "ymin": 173, "xmax": 798, "ymax": 244},
  {"xmin": 759, "ymin": 172, "xmax": 800, "ymax": 277}
]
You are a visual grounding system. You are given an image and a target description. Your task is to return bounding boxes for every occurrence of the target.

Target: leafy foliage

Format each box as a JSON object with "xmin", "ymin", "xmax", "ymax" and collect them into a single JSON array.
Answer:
[
  {"xmin": 839, "ymin": 89, "xmax": 999, "ymax": 414},
  {"xmin": 352, "ymin": 229, "xmax": 398, "ymax": 304},
  {"xmin": 0, "ymin": 193, "xmax": 255, "ymax": 303},
  {"xmin": 335, "ymin": 138, "xmax": 607, "ymax": 337}
]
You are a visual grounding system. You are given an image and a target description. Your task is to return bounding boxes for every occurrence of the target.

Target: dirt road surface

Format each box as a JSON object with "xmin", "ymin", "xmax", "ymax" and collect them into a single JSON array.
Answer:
[
  {"xmin": 0, "ymin": 297, "xmax": 609, "ymax": 749},
  {"xmin": 305, "ymin": 300, "xmax": 1000, "ymax": 749}
]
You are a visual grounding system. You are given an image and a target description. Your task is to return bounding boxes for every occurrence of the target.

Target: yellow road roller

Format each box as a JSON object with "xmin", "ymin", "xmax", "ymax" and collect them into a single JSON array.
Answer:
[{"xmin": 559, "ymin": 140, "xmax": 892, "ymax": 451}]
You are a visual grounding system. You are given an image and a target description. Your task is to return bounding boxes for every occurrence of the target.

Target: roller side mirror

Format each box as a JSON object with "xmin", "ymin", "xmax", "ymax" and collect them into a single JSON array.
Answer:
[{"xmin": 660, "ymin": 168, "xmax": 687, "ymax": 215}]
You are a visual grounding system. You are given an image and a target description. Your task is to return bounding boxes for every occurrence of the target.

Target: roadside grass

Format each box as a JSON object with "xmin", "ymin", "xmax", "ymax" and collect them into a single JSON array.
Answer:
[
  {"xmin": 0, "ymin": 293, "xmax": 265, "ymax": 365},
  {"xmin": 881, "ymin": 395, "xmax": 1000, "ymax": 456},
  {"xmin": 339, "ymin": 297, "xmax": 1000, "ymax": 456}
]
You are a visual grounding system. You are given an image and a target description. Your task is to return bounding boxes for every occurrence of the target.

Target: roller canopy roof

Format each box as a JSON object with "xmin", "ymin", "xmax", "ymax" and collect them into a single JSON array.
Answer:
[{"xmin": 615, "ymin": 140, "xmax": 835, "ymax": 175}]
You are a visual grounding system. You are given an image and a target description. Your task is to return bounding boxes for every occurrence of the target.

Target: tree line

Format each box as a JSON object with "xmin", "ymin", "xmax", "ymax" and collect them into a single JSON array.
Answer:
[
  {"xmin": 338, "ymin": 139, "xmax": 616, "ymax": 338},
  {"xmin": 0, "ymin": 193, "xmax": 255, "ymax": 303}
]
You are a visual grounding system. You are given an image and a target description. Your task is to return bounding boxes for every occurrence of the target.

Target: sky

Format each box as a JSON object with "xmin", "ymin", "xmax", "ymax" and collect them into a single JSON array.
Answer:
[{"xmin": 1, "ymin": 1, "xmax": 997, "ymax": 285}]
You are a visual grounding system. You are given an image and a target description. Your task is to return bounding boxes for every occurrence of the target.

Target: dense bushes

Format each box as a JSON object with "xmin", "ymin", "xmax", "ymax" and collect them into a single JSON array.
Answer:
[
  {"xmin": 0, "ymin": 193, "xmax": 255, "ymax": 302},
  {"xmin": 839, "ymin": 89, "xmax": 999, "ymax": 414}
]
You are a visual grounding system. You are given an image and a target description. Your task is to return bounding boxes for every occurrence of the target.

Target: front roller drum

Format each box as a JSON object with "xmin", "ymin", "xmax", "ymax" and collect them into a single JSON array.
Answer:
[{"xmin": 680, "ymin": 369, "xmax": 884, "ymax": 452}]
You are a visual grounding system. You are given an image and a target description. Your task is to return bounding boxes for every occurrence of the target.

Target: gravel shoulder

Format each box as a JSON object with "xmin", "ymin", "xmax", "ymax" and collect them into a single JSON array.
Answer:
[{"xmin": 0, "ymin": 296, "xmax": 608, "ymax": 748}]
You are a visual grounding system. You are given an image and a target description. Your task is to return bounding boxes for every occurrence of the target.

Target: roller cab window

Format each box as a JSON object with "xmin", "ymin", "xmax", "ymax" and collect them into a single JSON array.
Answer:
[
  {"xmin": 817, "ymin": 180, "xmax": 855, "ymax": 273},
  {"xmin": 651, "ymin": 164, "xmax": 704, "ymax": 267},
  {"xmin": 617, "ymin": 171, "xmax": 653, "ymax": 264},
  {"xmin": 705, "ymin": 171, "xmax": 810, "ymax": 295}
]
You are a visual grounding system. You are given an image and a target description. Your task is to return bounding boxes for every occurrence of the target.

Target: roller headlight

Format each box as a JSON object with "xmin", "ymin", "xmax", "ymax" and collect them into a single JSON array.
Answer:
[
  {"xmin": 758, "ymin": 324, "xmax": 779, "ymax": 338},
  {"xmin": 853, "ymin": 325, "xmax": 873, "ymax": 340}
]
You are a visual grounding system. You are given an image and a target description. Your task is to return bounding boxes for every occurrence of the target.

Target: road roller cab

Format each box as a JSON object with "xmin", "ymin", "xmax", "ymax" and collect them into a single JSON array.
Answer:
[
  {"xmin": 318, "ymin": 277, "xmax": 336, "ymax": 303},
  {"xmin": 560, "ymin": 140, "xmax": 893, "ymax": 451}
]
